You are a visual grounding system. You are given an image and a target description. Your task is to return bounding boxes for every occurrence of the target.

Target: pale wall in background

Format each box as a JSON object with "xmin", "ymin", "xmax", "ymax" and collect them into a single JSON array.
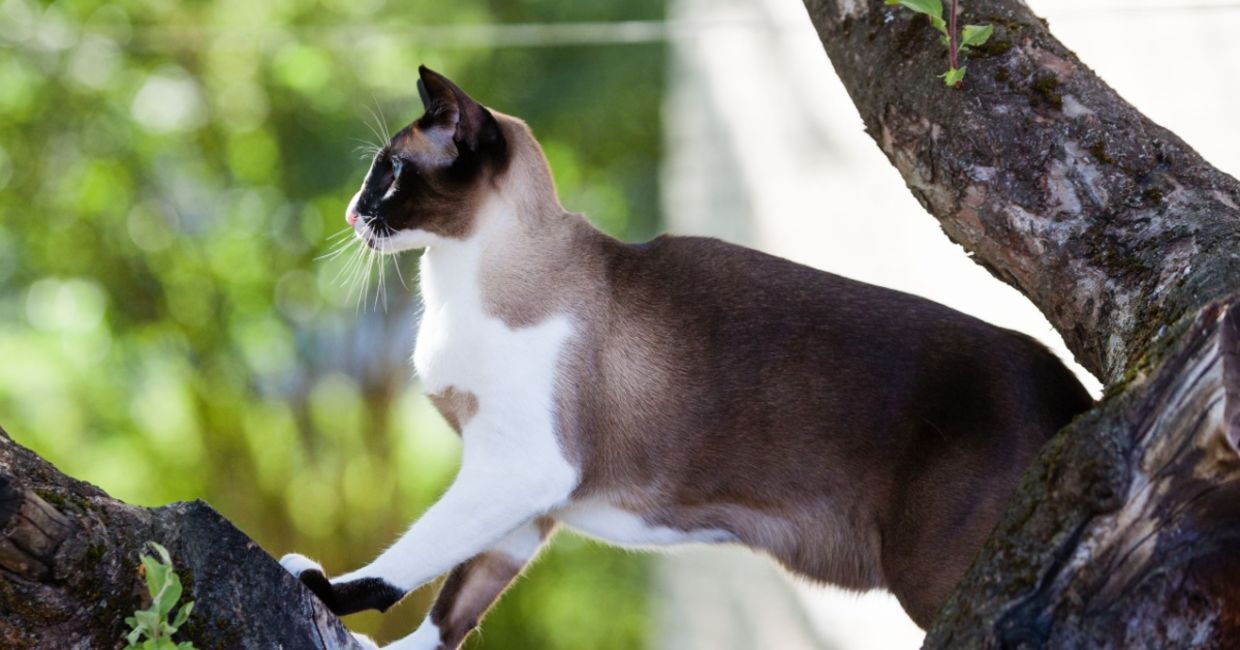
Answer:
[{"xmin": 657, "ymin": 0, "xmax": 1240, "ymax": 647}]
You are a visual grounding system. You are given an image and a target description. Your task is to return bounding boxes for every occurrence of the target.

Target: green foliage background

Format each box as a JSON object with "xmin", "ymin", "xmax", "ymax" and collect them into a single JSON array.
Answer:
[{"xmin": 0, "ymin": 0, "xmax": 665, "ymax": 646}]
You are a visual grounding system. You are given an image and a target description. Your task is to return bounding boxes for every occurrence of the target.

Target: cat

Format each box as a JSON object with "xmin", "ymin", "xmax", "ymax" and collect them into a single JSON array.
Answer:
[{"xmin": 280, "ymin": 66, "xmax": 1093, "ymax": 650}]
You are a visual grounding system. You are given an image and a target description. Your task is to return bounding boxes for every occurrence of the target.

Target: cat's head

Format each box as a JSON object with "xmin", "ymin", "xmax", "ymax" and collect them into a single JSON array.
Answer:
[{"xmin": 346, "ymin": 66, "xmax": 549, "ymax": 252}]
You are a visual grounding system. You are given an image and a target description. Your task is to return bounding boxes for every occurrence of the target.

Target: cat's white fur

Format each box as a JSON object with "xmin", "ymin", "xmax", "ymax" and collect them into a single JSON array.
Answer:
[
  {"xmin": 558, "ymin": 499, "xmax": 736, "ymax": 548},
  {"xmin": 282, "ymin": 197, "xmax": 731, "ymax": 649},
  {"xmin": 337, "ymin": 199, "xmax": 580, "ymax": 593}
]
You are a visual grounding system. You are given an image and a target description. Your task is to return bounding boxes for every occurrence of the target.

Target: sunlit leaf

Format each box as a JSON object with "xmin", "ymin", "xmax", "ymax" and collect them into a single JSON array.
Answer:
[
  {"xmin": 961, "ymin": 24, "xmax": 995, "ymax": 50},
  {"xmin": 894, "ymin": 0, "xmax": 943, "ymax": 19},
  {"xmin": 941, "ymin": 66, "xmax": 969, "ymax": 86}
]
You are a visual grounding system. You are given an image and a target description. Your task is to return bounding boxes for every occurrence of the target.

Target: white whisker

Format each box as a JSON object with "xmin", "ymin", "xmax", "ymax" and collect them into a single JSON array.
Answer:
[
  {"xmin": 375, "ymin": 245, "xmax": 388, "ymax": 313},
  {"xmin": 316, "ymin": 245, "xmax": 350, "ymax": 262},
  {"xmin": 346, "ymin": 247, "xmax": 364, "ymax": 311},
  {"xmin": 392, "ymin": 253, "xmax": 409, "ymax": 291},
  {"xmin": 372, "ymin": 95, "xmax": 386, "ymax": 142},
  {"xmin": 337, "ymin": 236, "xmax": 368, "ymax": 291},
  {"xmin": 361, "ymin": 240, "xmax": 378, "ymax": 313},
  {"xmin": 351, "ymin": 231, "xmax": 374, "ymax": 314},
  {"xmin": 369, "ymin": 93, "xmax": 391, "ymax": 143},
  {"xmin": 364, "ymin": 104, "xmax": 389, "ymax": 153},
  {"xmin": 317, "ymin": 231, "xmax": 359, "ymax": 261},
  {"xmin": 327, "ymin": 227, "xmax": 356, "ymax": 242}
]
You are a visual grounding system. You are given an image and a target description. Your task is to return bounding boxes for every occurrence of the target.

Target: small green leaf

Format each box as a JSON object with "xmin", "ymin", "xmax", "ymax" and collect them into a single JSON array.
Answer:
[
  {"xmin": 142, "ymin": 555, "xmax": 169, "ymax": 598},
  {"xmin": 156, "ymin": 574, "xmax": 182, "ymax": 616},
  {"xmin": 941, "ymin": 66, "xmax": 968, "ymax": 86},
  {"xmin": 149, "ymin": 542, "xmax": 173, "ymax": 567},
  {"xmin": 896, "ymin": 0, "xmax": 943, "ymax": 18},
  {"xmin": 960, "ymin": 24, "xmax": 994, "ymax": 50},
  {"xmin": 172, "ymin": 601, "xmax": 194, "ymax": 628},
  {"xmin": 929, "ymin": 14, "xmax": 948, "ymax": 35},
  {"xmin": 135, "ymin": 609, "xmax": 161, "ymax": 631}
]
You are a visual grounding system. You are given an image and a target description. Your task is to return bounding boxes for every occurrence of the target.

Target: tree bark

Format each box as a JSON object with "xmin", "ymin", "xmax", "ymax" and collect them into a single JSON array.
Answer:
[
  {"xmin": 0, "ymin": 425, "xmax": 364, "ymax": 649},
  {"xmin": 800, "ymin": 0, "xmax": 1240, "ymax": 646}
]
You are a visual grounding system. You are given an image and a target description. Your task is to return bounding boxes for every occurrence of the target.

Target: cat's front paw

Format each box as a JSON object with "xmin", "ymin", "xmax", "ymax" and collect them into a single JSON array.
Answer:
[
  {"xmin": 280, "ymin": 552, "xmax": 337, "ymax": 609},
  {"xmin": 279, "ymin": 552, "xmax": 405, "ymax": 616},
  {"xmin": 280, "ymin": 552, "xmax": 326, "ymax": 579}
]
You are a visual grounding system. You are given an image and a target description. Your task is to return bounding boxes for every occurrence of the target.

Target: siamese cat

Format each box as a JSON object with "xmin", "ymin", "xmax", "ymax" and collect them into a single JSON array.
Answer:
[{"xmin": 280, "ymin": 67, "xmax": 1092, "ymax": 649}]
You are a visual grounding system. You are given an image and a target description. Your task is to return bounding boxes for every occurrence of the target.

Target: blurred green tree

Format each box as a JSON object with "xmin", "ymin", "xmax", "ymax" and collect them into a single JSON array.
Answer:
[{"xmin": 0, "ymin": 0, "xmax": 665, "ymax": 646}]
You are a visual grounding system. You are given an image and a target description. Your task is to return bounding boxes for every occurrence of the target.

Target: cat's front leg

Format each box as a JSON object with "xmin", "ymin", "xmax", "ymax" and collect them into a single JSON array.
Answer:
[{"xmin": 281, "ymin": 437, "xmax": 577, "ymax": 617}]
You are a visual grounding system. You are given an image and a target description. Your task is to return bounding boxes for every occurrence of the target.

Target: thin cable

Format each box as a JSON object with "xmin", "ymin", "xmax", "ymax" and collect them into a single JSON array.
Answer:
[{"xmin": 8, "ymin": 9, "xmax": 1240, "ymax": 53}]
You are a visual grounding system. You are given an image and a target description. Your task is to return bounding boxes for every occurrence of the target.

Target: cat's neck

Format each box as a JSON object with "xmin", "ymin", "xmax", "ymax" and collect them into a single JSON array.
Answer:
[
  {"xmin": 418, "ymin": 192, "xmax": 589, "ymax": 320},
  {"xmin": 419, "ymin": 118, "xmax": 602, "ymax": 323}
]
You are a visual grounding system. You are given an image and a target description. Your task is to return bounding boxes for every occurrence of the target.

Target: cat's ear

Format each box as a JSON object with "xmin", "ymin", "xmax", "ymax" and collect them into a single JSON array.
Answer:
[{"xmin": 416, "ymin": 66, "xmax": 501, "ymax": 157}]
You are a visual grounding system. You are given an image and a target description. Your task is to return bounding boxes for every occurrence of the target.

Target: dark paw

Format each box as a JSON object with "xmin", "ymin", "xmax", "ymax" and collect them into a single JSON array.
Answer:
[
  {"xmin": 295, "ymin": 565, "xmax": 338, "ymax": 606},
  {"xmin": 327, "ymin": 577, "xmax": 405, "ymax": 615},
  {"xmin": 279, "ymin": 553, "xmax": 404, "ymax": 616}
]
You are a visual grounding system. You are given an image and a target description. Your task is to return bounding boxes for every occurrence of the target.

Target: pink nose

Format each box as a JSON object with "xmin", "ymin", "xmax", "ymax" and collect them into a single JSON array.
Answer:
[{"xmin": 346, "ymin": 210, "xmax": 359, "ymax": 226}]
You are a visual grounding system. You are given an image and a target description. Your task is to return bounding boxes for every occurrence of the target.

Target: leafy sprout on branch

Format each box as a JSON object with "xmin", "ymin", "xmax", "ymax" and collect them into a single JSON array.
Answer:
[
  {"xmin": 123, "ymin": 542, "xmax": 197, "ymax": 650},
  {"xmin": 885, "ymin": 0, "xmax": 993, "ymax": 86}
]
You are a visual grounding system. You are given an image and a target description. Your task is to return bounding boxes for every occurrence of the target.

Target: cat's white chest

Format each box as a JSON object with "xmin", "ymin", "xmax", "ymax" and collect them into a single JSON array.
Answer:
[
  {"xmin": 412, "ymin": 243, "xmax": 575, "ymax": 438},
  {"xmin": 413, "ymin": 297, "xmax": 571, "ymax": 399}
]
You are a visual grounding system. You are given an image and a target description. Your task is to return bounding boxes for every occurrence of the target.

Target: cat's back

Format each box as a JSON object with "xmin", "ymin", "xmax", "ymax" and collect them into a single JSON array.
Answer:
[
  {"xmin": 588, "ymin": 231, "xmax": 1089, "ymax": 436},
  {"xmin": 602, "ymin": 233, "xmax": 994, "ymax": 342}
]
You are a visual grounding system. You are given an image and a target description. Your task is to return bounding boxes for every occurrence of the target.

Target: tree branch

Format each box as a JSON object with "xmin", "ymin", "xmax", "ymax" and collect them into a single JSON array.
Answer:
[
  {"xmin": 804, "ymin": 0, "xmax": 1240, "ymax": 385},
  {"xmin": 0, "ymin": 426, "xmax": 362, "ymax": 649},
  {"xmin": 801, "ymin": 0, "xmax": 1240, "ymax": 645},
  {"xmin": 929, "ymin": 299, "xmax": 1240, "ymax": 647}
]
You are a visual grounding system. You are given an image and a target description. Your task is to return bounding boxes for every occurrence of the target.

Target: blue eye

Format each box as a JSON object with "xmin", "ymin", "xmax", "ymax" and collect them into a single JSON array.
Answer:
[{"xmin": 392, "ymin": 158, "xmax": 403, "ymax": 177}]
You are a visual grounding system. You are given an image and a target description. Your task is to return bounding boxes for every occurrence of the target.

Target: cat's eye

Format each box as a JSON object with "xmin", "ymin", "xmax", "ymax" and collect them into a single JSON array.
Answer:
[{"xmin": 391, "ymin": 157, "xmax": 404, "ymax": 178}]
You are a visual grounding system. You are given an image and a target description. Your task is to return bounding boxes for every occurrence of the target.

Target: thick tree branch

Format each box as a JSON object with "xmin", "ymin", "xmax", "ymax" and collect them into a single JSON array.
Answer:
[
  {"xmin": 0, "ymin": 426, "xmax": 362, "ymax": 649},
  {"xmin": 803, "ymin": 0, "xmax": 1240, "ymax": 386},
  {"xmin": 801, "ymin": 0, "xmax": 1240, "ymax": 646},
  {"xmin": 928, "ymin": 300, "xmax": 1240, "ymax": 647}
]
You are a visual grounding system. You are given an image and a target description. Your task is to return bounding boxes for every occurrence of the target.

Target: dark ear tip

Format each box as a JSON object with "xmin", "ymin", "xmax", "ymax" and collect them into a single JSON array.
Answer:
[
  {"xmin": 417, "ymin": 65, "xmax": 450, "ymax": 111},
  {"xmin": 418, "ymin": 65, "xmax": 443, "ymax": 83}
]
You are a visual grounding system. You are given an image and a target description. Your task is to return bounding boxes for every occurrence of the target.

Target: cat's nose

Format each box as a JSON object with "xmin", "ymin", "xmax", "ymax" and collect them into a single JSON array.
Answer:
[{"xmin": 345, "ymin": 190, "xmax": 362, "ymax": 226}]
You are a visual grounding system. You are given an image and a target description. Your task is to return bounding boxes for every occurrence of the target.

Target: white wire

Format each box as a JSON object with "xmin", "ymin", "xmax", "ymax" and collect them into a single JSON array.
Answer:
[{"xmin": 9, "ymin": 8, "xmax": 1240, "ymax": 53}]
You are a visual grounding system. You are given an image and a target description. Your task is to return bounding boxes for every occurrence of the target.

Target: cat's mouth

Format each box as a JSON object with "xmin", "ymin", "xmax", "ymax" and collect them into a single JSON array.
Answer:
[
  {"xmin": 355, "ymin": 221, "xmax": 391, "ymax": 251},
  {"xmin": 345, "ymin": 192, "xmax": 396, "ymax": 252}
]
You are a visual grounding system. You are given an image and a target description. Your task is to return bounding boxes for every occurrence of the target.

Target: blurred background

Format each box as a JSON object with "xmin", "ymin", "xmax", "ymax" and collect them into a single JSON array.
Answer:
[{"xmin": 0, "ymin": 0, "xmax": 1237, "ymax": 647}]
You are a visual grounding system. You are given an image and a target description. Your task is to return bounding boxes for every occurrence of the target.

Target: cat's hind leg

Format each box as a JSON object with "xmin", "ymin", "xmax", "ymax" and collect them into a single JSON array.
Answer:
[{"xmin": 388, "ymin": 518, "xmax": 556, "ymax": 650}]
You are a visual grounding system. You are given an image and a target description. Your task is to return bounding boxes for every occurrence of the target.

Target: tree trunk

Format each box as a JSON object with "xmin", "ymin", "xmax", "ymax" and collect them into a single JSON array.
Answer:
[
  {"xmin": 800, "ymin": 0, "xmax": 1240, "ymax": 646},
  {"xmin": 0, "ymin": 425, "xmax": 364, "ymax": 649}
]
